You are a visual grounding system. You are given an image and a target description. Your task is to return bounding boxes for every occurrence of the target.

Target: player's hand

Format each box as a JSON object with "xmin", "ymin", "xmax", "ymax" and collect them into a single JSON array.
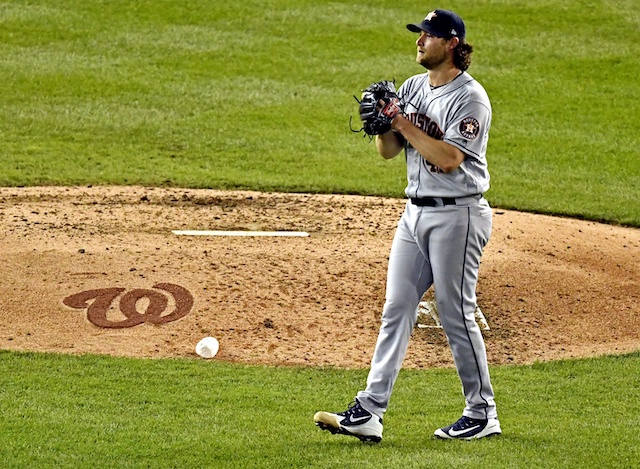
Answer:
[
  {"xmin": 354, "ymin": 80, "xmax": 404, "ymax": 136},
  {"xmin": 378, "ymin": 97, "xmax": 402, "ymax": 120}
]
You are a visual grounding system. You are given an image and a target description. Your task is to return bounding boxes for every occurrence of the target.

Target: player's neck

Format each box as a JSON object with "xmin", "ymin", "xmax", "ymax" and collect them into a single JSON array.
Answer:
[{"xmin": 428, "ymin": 65, "xmax": 462, "ymax": 88}]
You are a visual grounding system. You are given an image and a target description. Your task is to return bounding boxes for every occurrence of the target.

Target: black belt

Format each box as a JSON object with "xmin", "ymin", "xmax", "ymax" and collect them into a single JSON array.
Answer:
[{"xmin": 410, "ymin": 197, "xmax": 457, "ymax": 207}]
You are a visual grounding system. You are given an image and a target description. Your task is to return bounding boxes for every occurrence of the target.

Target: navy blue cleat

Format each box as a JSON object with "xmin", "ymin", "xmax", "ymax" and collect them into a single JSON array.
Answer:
[
  {"xmin": 314, "ymin": 400, "xmax": 383, "ymax": 443},
  {"xmin": 434, "ymin": 416, "xmax": 502, "ymax": 440}
]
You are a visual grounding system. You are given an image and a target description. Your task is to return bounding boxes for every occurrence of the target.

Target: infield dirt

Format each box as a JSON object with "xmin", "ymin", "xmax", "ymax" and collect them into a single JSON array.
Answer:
[{"xmin": 1, "ymin": 186, "xmax": 638, "ymax": 368}]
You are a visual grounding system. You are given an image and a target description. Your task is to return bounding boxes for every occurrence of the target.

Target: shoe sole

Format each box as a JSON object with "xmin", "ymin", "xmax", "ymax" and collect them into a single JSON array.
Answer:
[
  {"xmin": 434, "ymin": 420, "xmax": 502, "ymax": 440},
  {"xmin": 315, "ymin": 421, "xmax": 382, "ymax": 444},
  {"xmin": 434, "ymin": 429, "xmax": 501, "ymax": 440},
  {"xmin": 314, "ymin": 412, "xmax": 382, "ymax": 444}
]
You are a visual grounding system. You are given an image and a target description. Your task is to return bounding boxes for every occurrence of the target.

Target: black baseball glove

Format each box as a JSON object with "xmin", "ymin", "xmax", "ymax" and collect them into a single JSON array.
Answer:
[{"xmin": 354, "ymin": 80, "xmax": 403, "ymax": 136}]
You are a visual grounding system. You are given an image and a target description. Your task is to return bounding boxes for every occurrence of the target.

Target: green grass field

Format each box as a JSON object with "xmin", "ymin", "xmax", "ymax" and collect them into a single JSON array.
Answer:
[
  {"xmin": 1, "ymin": 0, "xmax": 639, "ymax": 467},
  {"xmin": 1, "ymin": 0, "xmax": 639, "ymax": 224},
  {"xmin": 2, "ymin": 351, "xmax": 639, "ymax": 469}
]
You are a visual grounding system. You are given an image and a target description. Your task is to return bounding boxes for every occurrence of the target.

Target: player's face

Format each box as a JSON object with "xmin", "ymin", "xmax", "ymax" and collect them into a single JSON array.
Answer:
[{"xmin": 415, "ymin": 31, "xmax": 451, "ymax": 70}]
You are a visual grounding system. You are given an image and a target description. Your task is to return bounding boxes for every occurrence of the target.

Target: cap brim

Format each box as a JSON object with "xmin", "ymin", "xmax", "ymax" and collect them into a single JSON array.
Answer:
[
  {"xmin": 406, "ymin": 23, "xmax": 424, "ymax": 33},
  {"xmin": 406, "ymin": 22, "xmax": 445, "ymax": 37}
]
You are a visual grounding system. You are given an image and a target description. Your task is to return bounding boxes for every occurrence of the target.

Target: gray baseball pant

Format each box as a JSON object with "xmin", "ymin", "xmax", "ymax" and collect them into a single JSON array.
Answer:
[{"xmin": 356, "ymin": 197, "xmax": 497, "ymax": 420}]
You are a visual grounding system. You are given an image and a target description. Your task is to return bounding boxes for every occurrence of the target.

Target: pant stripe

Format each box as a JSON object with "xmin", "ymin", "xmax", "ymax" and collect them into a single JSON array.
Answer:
[{"xmin": 460, "ymin": 207, "xmax": 490, "ymax": 418}]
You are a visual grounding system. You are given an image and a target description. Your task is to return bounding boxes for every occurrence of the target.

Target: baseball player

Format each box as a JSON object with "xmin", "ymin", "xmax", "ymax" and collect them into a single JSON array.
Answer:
[{"xmin": 314, "ymin": 9, "xmax": 501, "ymax": 442}]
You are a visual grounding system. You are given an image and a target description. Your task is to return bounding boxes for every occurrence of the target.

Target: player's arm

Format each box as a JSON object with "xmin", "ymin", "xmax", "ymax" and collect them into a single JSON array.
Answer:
[
  {"xmin": 374, "ymin": 131, "xmax": 404, "ymax": 159},
  {"xmin": 391, "ymin": 115, "xmax": 465, "ymax": 173}
]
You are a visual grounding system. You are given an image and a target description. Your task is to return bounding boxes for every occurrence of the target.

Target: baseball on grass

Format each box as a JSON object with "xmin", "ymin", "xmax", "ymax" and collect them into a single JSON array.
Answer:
[{"xmin": 195, "ymin": 337, "xmax": 219, "ymax": 359}]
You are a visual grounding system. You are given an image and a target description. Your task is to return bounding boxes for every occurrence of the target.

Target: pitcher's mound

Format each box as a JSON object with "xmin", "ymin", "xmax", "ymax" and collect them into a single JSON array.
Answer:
[{"xmin": 0, "ymin": 186, "xmax": 638, "ymax": 368}]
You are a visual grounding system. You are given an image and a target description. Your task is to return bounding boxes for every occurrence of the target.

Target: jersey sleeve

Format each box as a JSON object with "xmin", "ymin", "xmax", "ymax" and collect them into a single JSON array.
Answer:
[
  {"xmin": 395, "ymin": 79, "xmax": 416, "ymax": 148},
  {"xmin": 397, "ymin": 79, "xmax": 409, "ymax": 100},
  {"xmin": 443, "ymin": 100, "xmax": 491, "ymax": 161}
]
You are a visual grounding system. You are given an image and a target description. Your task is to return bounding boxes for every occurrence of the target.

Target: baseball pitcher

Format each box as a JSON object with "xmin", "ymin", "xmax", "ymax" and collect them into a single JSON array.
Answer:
[{"xmin": 315, "ymin": 8, "xmax": 501, "ymax": 443}]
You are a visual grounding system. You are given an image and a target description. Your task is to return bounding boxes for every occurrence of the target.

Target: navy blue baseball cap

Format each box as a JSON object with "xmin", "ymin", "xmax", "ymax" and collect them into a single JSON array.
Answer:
[{"xmin": 407, "ymin": 9, "xmax": 466, "ymax": 40}]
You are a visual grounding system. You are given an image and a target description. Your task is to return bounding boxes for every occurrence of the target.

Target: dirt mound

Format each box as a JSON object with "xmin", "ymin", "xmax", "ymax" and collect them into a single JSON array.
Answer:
[{"xmin": 0, "ymin": 186, "xmax": 638, "ymax": 368}]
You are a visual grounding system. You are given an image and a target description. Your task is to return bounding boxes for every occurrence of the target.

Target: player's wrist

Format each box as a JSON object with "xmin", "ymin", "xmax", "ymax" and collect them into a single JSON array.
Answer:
[{"xmin": 390, "ymin": 114, "xmax": 406, "ymax": 132}]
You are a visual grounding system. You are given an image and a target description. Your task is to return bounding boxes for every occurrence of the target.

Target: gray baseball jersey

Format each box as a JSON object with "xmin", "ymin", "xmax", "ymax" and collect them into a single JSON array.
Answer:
[
  {"xmin": 356, "ymin": 71, "xmax": 497, "ymax": 422},
  {"xmin": 399, "ymin": 71, "xmax": 491, "ymax": 198}
]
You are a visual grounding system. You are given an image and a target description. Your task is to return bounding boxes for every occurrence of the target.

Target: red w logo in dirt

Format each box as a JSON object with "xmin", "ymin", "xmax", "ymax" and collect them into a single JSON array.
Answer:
[{"xmin": 63, "ymin": 283, "xmax": 194, "ymax": 329}]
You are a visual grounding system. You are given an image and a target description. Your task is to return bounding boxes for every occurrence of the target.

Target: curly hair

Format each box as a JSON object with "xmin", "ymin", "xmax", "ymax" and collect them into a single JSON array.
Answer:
[{"xmin": 453, "ymin": 40, "xmax": 473, "ymax": 71}]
